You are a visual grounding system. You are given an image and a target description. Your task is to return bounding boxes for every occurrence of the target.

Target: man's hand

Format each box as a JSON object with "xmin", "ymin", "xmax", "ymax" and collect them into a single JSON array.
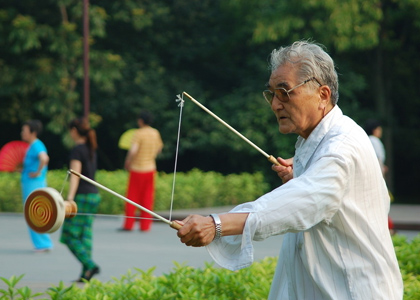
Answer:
[
  {"xmin": 272, "ymin": 157, "xmax": 294, "ymax": 184},
  {"xmin": 176, "ymin": 215, "xmax": 216, "ymax": 247}
]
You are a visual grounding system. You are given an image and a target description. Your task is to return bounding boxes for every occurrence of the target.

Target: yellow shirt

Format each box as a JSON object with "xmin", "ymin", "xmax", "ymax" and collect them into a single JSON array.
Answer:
[{"xmin": 130, "ymin": 126, "xmax": 163, "ymax": 172}]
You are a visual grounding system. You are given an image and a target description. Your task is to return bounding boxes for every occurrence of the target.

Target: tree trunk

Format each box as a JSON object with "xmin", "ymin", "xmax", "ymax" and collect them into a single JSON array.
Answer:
[{"xmin": 374, "ymin": 38, "xmax": 394, "ymax": 193}]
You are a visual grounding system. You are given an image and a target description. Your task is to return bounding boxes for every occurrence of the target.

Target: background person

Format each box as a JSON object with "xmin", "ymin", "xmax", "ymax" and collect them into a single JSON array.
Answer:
[
  {"xmin": 364, "ymin": 118, "xmax": 395, "ymax": 234},
  {"xmin": 20, "ymin": 119, "xmax": 52, "ymax": 252},
  {"xmin": 364, "ymin": 119, "xmax": 387, "ymax": 175},
  {"xmin": 175, "ymin": 41, "xmax": 403, "ymax": 300},
  {"xmin": 119, "ymin": 110, "xmax": 163, "ymax": 232},
  {"xmin": 60, "ymin": 117, "xmax": 101, "ymax": 282}
]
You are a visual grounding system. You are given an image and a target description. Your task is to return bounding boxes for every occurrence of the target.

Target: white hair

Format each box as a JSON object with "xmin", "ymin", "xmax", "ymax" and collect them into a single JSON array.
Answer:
[{"xmin": 269, "ymin": 40, "xmax": 339, "ymax": 104}]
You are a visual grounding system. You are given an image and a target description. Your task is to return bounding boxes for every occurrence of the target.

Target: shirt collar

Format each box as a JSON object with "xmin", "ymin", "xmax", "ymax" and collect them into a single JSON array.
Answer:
[{"xmin": 294, "ymin": 105, "xmax": 343, "ymax": 169}]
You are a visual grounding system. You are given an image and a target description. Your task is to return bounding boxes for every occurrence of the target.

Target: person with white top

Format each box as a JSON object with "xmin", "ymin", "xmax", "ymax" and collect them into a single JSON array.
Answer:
[
  {"xmin": 364, "ymin": 119, "xmax": 387, "ymax": 175},
  {"xmin": 174, "ymin": 40, "xmax": 403, "ymax": 300},
  {"xmin": 364, "ymin": 118, "xmax": 395, "ymax": 234}
]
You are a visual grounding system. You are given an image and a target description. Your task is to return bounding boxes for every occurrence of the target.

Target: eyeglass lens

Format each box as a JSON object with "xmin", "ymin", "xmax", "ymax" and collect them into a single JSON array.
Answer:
[{"xmin": 263, "ymin": 88, "xmax": 289, "ymax": 104}]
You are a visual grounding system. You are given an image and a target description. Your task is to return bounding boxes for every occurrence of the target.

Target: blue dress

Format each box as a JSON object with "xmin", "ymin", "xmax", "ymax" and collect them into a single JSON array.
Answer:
[{"xmin": 21, "ymin": 139, "xmax": 53, "ymax": 250}]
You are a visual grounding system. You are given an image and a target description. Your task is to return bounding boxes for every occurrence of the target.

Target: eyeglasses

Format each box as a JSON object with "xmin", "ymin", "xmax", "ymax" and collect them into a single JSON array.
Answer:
[{"xmin": 263, "ymin": 77, "xmax": 322, "ymax": 105}]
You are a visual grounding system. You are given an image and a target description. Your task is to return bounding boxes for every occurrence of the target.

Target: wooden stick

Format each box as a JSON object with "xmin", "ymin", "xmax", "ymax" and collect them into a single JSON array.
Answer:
[
  {"xmin": 182, "ymin": 92, "xmax": 280, "ymax": 166},
  {"xmin": 68, "ymin": 169, "xmax": 182, "ymax": 230}
]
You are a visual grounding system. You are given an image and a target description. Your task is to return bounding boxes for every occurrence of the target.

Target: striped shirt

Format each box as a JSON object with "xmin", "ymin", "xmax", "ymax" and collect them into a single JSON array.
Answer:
[
  {"xmin": 207, "ymin": 106, "xmax": 403, "ymax": 300},
  {"xmin": 130, "ymin": 126, "xmax": 163, "ymax": 172}
]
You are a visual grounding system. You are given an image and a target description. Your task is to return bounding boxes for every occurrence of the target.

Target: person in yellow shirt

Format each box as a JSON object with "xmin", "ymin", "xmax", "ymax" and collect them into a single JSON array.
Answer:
[{"xmin": 119, "ymin": 111, "xmax": 163, "ymax": 232}]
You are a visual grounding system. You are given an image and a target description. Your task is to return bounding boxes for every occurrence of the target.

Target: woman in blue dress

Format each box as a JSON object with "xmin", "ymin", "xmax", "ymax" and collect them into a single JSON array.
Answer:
[{"xmin": 21, "ymin": 120, "xmax": 53, "ymax": 252}]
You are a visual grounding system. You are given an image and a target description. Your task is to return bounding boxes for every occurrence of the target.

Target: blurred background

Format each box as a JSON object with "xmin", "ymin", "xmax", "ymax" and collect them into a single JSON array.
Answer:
[{"xmin": 0, "ymin": 0, "xmax": 419, "ymax": 204}]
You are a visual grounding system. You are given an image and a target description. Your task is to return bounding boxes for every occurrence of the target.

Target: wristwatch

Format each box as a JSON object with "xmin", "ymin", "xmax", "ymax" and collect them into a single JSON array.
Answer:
[{"xmin": 210, "ymin": 214, "xmax": 222, "ymax": 240}]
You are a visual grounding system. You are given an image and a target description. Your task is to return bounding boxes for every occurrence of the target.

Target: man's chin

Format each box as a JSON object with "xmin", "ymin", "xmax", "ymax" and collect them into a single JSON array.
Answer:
[{"xmin": 278, "ymin": 126, "xmax": 292, "ymax": 134}]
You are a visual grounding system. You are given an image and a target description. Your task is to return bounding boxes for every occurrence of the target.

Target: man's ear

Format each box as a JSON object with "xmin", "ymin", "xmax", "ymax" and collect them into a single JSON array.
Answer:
[{"xmin": 318, "ymin": 85, "xmax": 331, "ymax": 110}]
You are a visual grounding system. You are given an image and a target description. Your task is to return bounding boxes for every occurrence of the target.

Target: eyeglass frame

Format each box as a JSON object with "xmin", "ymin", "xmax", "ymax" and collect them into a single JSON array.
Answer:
[{"xmin": 263, "ymin": 77, "xmax": 322, "ymax": 105}]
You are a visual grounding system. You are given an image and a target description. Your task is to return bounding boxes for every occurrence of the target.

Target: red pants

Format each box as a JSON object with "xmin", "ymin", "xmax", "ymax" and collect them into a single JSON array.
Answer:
[
  {"xmin": 122, "ymin": 171, "xmax": 155, "ymax": 231},
  {"xmin": 388, "ymin": 216, "xmax": 394, "ymax": 230}
]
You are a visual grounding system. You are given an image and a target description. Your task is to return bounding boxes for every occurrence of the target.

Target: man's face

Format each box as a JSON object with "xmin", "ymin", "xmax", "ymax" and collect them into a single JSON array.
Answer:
[{"xmin": 267, "ymin": 64, "xmax": 323, "ymax": 139}]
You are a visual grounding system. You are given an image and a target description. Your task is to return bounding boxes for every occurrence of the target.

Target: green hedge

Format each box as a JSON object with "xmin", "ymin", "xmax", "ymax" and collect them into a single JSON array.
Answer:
[
  {"xmin": 1, "ymin": 235, "xmax": 420, "ymax": 299},
  {"xmin": 0, "ymin": 169, "xmax": 270, "ymax": 214},
  {"xmin": 393, "ymin": 235, "xmax": 420, "ymax": 299},
  {"xmin": 0, "ymin": 172, "xmax": 22, "ymax": 212}
]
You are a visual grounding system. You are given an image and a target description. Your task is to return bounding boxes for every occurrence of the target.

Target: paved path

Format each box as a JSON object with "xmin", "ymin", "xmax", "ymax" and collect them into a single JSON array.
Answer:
[
  {"xmin": 0, "ymin": 210, "xmax": 282, "ymax": 296},
  {"xmin": 388, "ymin": 204, "xmax": 420, "ymax": 230},
  {"xmin": 0, "ymin": 204, "xmax": 418, "ymax": 296}
]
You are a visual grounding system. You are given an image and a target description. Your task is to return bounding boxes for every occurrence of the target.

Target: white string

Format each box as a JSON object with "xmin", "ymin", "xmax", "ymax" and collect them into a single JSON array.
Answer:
[
  {"xmin": 169, "ymin": 94, "xmax": 185, "ymax": 221},
  {"xmin": 71, "ymin": 212, "xmax": 161, "ymax": 221},
  {"xmin": 62, "ymin": 171, "xmax": 162, "ymax": 221},
  {"xmin": 60, "ymin": 171, "xmax": 70, "ymax": 195}
]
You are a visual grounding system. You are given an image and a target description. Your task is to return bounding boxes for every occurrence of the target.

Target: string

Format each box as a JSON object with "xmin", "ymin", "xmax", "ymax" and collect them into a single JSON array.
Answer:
[
  {"xmin": 169, "ymin": 94, "xmax": 185, "ymax": 221},
  {"xmin": 60, "ymin": 171, "xmax": 70, "ymax": 195},
  {"xmin": 60, "ymin": 171, "xmax": 162, "ymax": 221},
  {"xmin": 69, "ymin": 212, "xmax": 162, "ymax": 221}
]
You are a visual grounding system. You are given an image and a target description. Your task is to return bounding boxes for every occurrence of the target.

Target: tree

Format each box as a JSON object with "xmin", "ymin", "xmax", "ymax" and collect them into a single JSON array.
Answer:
[
  {"xmin": 1, "ymin": 0, "xmax": 419, "ymax": 201},
  {"xmin": 0, "ymin": 0, "xmax": 124, "ymax": 134}
]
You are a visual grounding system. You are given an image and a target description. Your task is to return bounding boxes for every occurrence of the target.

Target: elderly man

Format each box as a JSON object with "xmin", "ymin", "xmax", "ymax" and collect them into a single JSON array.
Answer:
[{"xmin": 175, "ymin": 41, "xmax": 402, "ymax": 299}]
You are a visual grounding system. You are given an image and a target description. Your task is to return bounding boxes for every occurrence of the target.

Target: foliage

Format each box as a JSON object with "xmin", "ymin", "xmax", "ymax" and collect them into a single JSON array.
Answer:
[
  {"xmin": 393, "ymin": 235, "xmax": 420, "ymax": 276},
  {"xmin": 0, "ymin": 258, "xmax": 276, "ymax": 299},
  {"xmin": 392, "ymin": 235, "xmax": 420, "ymax": 299},
  {"xmin": 0, "ymin": 274, "xmax": 43, "ymax": 300},
  {"xmin": 156, "ymin": 169, "xmax": 269, "ymax": 211},
  {"xmin": 0, "ymin": 172, "xmax": 22, "ymax": 212},
  {"xmin": 0, "ymin": 169, "xmax": 270, "ymax": 214},
  {"xmin": 1, "ymin": 234, "xmax": 420, "ymax": 299},
  {"xmin": 1, "ymin": 0, "xmax": 420, "ymax": 204},
  {"xmin": 0, "ymin": 0, "xmax": 124, "ymax": 128}
]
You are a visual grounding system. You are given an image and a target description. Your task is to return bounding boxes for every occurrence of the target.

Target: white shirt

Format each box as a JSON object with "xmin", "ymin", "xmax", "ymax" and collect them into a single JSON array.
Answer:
[
  {"xmin": 207, "ymin": 106, "xmax": 403, "ymax": 300},
  {"xmin": 369, "ymin": 135, "xmax": 386, "ymax": 174},
  {"xmin": 369, "ymin": 135, "xmax": 385, "ymax": 164}
]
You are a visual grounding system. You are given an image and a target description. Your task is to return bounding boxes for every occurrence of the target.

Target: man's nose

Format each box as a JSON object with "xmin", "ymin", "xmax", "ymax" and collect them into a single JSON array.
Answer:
[{"xmin": 271, "ymin": 98, "xmax": 285, "ymax": 110}]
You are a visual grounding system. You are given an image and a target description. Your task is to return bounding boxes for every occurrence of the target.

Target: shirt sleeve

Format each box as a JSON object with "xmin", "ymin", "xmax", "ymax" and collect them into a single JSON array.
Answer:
[
  {"xmin": 131, "ymin": 130, "xmax": 142, "ymax": 147},
  {"xmin": 69, "ymin": 146, "xmax": 82, "ymax": 162},
  {"xmin": 206, "ymin": 154, "xmax": 349, "ymax": 271},
  {"xmin": 33, "ymin": 140, "xmax": 47, "ymax": 155}
]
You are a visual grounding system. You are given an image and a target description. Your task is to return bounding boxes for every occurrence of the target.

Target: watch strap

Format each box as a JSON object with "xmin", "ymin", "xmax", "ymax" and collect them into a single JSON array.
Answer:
[{"xmin": 210, "ymin": 213, "xmax": 222, "ymax": 240}]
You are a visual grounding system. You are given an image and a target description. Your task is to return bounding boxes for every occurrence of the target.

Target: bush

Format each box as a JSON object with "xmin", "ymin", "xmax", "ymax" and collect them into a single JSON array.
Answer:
[
  {"xmin": 393, "ymin": 234, "xmax": 420, "ymax": 299},
  {"xmin": 0, "ymin": 169, "xmax": 270, "ymax": 214},
  {"xmin": 1, "ymin": 258, "xmax": 277, "ymax": 300},
  {"xmin": 0, "ymin": 172, "xmax": 22, "ymax": 212},
  {"xmin": 1, "ymin": 234, "xmax": 420, "ymax": 299}
]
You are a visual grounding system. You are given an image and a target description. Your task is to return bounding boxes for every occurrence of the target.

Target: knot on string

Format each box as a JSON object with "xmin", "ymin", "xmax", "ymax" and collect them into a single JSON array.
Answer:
[{"xmin": 176, "ymin": 94, "xmax": 185, "ymax": 107}]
